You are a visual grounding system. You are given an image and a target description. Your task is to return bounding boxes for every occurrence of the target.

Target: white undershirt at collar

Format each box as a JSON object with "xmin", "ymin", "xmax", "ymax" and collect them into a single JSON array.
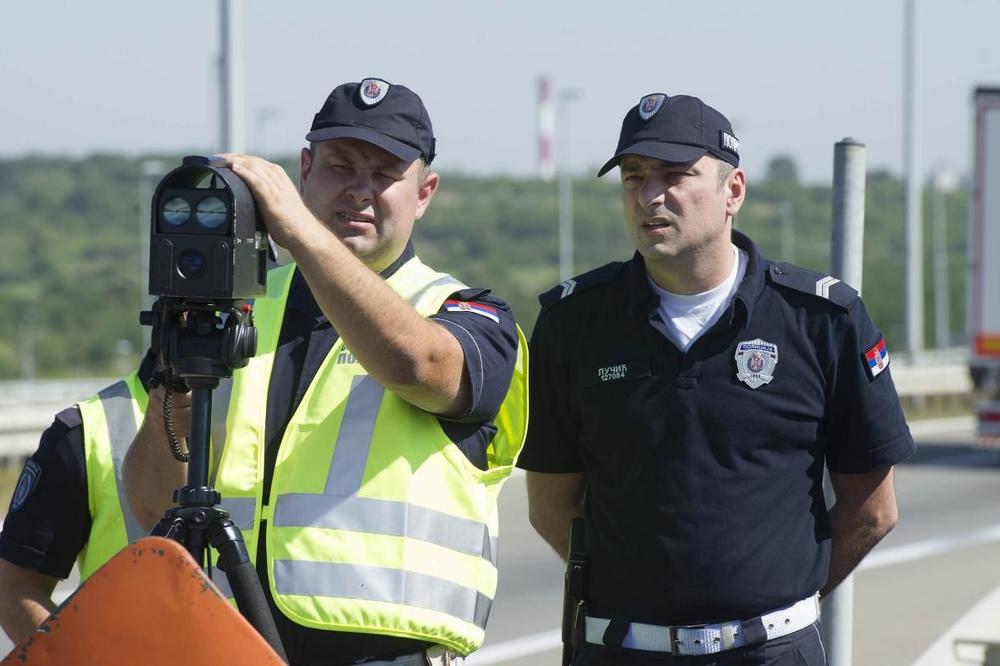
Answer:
[{"xmin": 647, "ymin": 244, "xmax": 748, "ymax": 352}]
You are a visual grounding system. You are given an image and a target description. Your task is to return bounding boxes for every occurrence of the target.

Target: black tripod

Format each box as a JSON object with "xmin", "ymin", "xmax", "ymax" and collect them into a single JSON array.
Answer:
[{"xmin": 142, "ymin": 298, "xmax": 288, "ymax": 662}]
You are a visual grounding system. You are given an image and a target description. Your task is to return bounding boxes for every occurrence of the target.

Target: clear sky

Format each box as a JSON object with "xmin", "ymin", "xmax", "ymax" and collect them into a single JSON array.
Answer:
[{"xmin": 1, "ymin": 1, "xmax": 996, "ymax": 184}]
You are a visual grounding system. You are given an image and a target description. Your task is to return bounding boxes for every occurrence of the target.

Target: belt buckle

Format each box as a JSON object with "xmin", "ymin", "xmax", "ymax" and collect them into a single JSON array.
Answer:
[{"xmin": 669, "ymin": 623, "xmax": 707, "ymax": 656}]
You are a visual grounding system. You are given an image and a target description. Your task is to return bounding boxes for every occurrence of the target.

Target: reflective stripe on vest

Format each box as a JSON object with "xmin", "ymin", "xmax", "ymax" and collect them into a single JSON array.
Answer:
[
  {"xmin": 97, "ymin": 380, "xmax": 147, "ymax": 544},
  {"xmin": 273, "ymin": 560, "xmax": 493, "ymax": 631},
  {"xmin": 77, "ymin": 372, "xmax": 148, "ymax": 579}
]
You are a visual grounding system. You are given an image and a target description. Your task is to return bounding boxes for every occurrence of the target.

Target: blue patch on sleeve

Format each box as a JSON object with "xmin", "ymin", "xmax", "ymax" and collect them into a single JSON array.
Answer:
[{"xmin": 10, "ymin": 459, "xmax": 42, "ymax": 512}]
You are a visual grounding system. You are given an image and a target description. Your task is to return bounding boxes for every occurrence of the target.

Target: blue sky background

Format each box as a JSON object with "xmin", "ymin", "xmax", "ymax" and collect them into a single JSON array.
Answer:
[{"xmin": 1, "ymin": 1, "xmax": 997, "ymax": 183}]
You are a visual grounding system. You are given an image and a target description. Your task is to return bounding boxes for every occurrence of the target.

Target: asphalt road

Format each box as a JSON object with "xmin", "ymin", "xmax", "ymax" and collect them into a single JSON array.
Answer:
[{"xmin": 2, "ymin": 422, "xmax": 998, "ymax": 664}]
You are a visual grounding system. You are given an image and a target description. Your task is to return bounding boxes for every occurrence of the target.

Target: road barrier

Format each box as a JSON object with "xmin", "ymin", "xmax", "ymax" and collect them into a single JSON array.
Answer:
[{"xmin": 0, "ymin": 357, "xmax": 976, "ymax": 467}]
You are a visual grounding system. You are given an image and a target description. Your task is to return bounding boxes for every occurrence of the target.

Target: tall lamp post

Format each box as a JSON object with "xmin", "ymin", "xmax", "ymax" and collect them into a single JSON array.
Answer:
[
  {"xmin": 558, "ymin": 88, "xmax": 581, "ymax": 282},
  {"xmin": 931, "ymin": 168, "xmax": 957, "ymax": 348},
  {"xmin": 903, "ymin": 0, "xmax": 923, "ymax": 355}
]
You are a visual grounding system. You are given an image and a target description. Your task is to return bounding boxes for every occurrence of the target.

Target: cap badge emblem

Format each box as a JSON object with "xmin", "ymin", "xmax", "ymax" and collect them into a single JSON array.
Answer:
[
  {"xmin": 359, "ymin": 78, "xmax": 390, "ymax": 106},
  {"xmin": 638, "ymin": 94, "xmax": 666, "ymax": 120},
  {"xmin": 735, "ymin": 338, "xmax": 778, "ymax": 389}
]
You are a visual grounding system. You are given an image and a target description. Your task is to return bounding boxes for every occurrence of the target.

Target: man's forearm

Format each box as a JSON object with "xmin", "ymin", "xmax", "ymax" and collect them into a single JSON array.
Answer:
[
  {"xmin": 532, "ymin": 505, "xmax": 584, "ymax": 563},
  {"xmin": 123, "ymin": 390, "xmax": 189, "ymax": 531},
  {"xmin": 820, "ymin": 503, "xmax": 895, "ymax": 597},
  {"xmin": 0, "ymin": 595, "xmax": 55, "ymax": 643},
  {"xmin": 822, "ymin": 468, "xmax": 899, "ymax": 597},
  {"xmin": 0, "ymin": 561, "xmax": 57, "ymax": 644},
  {"xmin": 526, "ymin": 472, "xmax": 587, "ymax": 562}
]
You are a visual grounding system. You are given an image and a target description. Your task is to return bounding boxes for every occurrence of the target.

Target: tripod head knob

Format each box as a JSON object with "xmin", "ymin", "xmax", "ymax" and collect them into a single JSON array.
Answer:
[{"xmin": 174, "ymin": 486, "xmax": 222, "ymax": 508}]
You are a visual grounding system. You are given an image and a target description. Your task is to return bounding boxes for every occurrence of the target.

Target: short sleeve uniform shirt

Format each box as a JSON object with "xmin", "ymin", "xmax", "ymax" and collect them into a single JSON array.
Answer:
[{"xmin": 517, "ymin": 231, "xmax": 914, "ymax": 624}]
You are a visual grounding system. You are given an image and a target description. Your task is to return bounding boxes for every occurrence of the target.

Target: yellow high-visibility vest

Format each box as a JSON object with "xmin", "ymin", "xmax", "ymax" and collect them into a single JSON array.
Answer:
[
  {"xmin": 76, "ymin": 371, "xmax": 148, "ymax": 579},
  {"xmin": 212, "ymin": 257, "xmax": 528, "ymax": 655}
]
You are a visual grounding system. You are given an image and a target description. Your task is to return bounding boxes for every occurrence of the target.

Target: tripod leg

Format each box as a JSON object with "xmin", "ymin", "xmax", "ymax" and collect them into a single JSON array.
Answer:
[{"xmin": 210, "ymin": 517, "xmax": 288, "ymax": 663}]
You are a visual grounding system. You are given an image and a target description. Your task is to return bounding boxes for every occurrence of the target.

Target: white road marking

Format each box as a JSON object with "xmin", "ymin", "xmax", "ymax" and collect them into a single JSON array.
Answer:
[{"xmin": 466, "ymin": 628, "xmax": 562, "ymax": 664}]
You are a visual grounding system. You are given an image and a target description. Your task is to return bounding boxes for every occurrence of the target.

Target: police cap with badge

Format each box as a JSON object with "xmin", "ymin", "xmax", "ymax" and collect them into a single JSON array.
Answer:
[
  {"xmin": 306, "ymin": 77, "xmax": 436, "ymax": 164},
  {"xmin": 597, "ymin": 93, "xmax": 740, "ymax": 176}
]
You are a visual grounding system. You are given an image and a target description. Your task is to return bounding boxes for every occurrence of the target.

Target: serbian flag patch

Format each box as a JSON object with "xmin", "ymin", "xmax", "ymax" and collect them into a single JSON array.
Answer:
[
  {"xmin": 444, "ymin": 300, "xmax": 500, "ymax": 324},
  {"xmin": 864, "ymin": 336, "xmax": 890, "ymax": 379}
]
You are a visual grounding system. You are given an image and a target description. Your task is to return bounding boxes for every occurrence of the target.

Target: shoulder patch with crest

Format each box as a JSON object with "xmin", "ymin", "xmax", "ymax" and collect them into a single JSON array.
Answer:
[
  {"xmin": 539, "ymin": 262, "xmax": 625, "ymax": 309},
  {"xmin": 10, "ymin": 460, "xmax": 42, "ymax": 513},
  {"xmin": 767, "ymin": 262, "xmax": 858, "ymax": 309}
]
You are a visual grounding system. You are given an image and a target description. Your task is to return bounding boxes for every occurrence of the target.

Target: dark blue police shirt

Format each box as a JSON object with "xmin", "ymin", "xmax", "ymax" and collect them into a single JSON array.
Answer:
[{"xmin": 517, "ymin": 230, "xmax": 914, "ymax": 625}]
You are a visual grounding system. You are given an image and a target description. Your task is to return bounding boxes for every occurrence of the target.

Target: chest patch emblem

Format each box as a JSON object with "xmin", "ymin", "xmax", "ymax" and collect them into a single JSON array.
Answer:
[{"xmin": 735, "ymin": 338, "xmax": 778, "ymax": 389}]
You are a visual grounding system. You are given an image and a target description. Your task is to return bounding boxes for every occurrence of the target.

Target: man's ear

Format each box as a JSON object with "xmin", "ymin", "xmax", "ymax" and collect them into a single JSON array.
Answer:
[
  {"xmin": 299, "ymin": 146, "xmax": 313, "ymax": 194},
  {"xmin": 726, "ymin": 167, "xmax": 747, "ymax": 218},
  {"xmin": 414, "ymin": 170, "xmax": 440, "ymax": 221}
]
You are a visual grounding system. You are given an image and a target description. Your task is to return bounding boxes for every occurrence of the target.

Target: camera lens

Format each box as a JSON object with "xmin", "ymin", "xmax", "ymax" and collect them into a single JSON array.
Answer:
[
  {"xmin": 177, "ymin": 249, "xmax": 206, "ymax": 279},
  {"xmin": 196, "ymin": 196, "xmax": 228, "ymax": 229},
  {"xmin": 162, "ymin": 197, "xmax": 191, "ymax": 226}
]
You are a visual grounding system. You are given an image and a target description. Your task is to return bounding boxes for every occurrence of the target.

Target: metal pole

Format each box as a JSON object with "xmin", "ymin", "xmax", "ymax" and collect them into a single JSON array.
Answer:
[
  {"xmin": 823, "ymin": 138, "xmax": 867, "ymax": 666},
  {"xmin": 831, "ymin": 139, "xmax": 866, "ymax": 291},
  {"xmin": 932, "ymin": 171, "xmax": 951, "ymax": 348},
  {"xmin": 903, "ymin": 0, "xmax": 924, "ymax": 354},
  {"xmin": 220, "ymin": 0, "xmax": 245, "ymax": 153},
  {"xmin": 538, "ymin": 77, "xmax": 555, "ymax": 182},
  {"xmin": 779, "ymin": 201, "xmax": 796, "ymax": 263},
  {"xmin": 557, "ymin": 89, "xmax": 580, "ymax": 282}
]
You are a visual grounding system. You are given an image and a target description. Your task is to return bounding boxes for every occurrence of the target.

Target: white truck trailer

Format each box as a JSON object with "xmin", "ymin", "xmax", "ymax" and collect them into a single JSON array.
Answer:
[{"xmin": 970, "ymin": 87, "xmax": 1000, "ymax": 438}]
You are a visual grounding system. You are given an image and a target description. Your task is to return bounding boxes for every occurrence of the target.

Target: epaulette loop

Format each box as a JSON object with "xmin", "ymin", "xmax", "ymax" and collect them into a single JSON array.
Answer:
[
  {"xmin": 538, "ymin": 262, "xmax": 624, "ymax": 308},
  {"xmin": 768, "ymin": 262, "xmax": 858, "ymax": 309}
]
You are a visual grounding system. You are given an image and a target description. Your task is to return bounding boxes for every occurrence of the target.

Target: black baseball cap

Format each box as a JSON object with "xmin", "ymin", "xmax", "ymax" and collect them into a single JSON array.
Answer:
[
  {"xmin": 305, "ymin": 78, "xmax": 436, "ymax": 164},
  {"xmin": 597, "ymin": 93, "xmax": 739, "ymax": 177}
]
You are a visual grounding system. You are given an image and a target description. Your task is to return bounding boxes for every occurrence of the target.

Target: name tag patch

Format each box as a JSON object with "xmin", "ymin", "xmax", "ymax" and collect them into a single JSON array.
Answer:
[{"xmin": 586, "ymin": 359, "xmax": 651, "ymax": 386}]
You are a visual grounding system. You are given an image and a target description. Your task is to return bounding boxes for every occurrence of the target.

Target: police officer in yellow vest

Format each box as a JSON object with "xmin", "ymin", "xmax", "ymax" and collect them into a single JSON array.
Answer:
[
  {"xmin": 122, "ymin": 79, "xmax": 528, "ymax": 666},
  {"xmin": 0, "ymin": 359, "xmax": 154, "ymax": 644}
]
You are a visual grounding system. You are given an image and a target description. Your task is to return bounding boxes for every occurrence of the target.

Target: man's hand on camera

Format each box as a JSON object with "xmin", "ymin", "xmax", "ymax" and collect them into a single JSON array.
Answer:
[{"xmin": 216, "ymin": 153, "xmax": 320, "ymax": 252}]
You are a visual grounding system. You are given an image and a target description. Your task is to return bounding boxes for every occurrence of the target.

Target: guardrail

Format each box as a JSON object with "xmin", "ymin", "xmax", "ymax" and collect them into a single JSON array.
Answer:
[{"xmin": 0, "ymin": 353, "xmax": 976, "ymax": 466}]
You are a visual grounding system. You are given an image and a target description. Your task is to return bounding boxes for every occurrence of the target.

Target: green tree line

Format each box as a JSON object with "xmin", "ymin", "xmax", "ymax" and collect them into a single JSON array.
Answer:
[{"xmin": 0, "ymin": 154, "xmax": 969, "ymax": 378}]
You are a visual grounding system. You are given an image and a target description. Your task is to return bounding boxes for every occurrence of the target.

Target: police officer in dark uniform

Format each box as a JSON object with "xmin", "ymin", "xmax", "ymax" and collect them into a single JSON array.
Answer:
[{"xmin": 518, "ymin": 93, "xmax": 914, "ymax": 665}]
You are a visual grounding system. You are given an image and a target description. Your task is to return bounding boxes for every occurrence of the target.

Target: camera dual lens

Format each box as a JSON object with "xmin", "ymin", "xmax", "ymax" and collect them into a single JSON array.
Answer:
[{"xmin": 162, "ymin": 196, "xmax": 228, "ymax": 229}]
